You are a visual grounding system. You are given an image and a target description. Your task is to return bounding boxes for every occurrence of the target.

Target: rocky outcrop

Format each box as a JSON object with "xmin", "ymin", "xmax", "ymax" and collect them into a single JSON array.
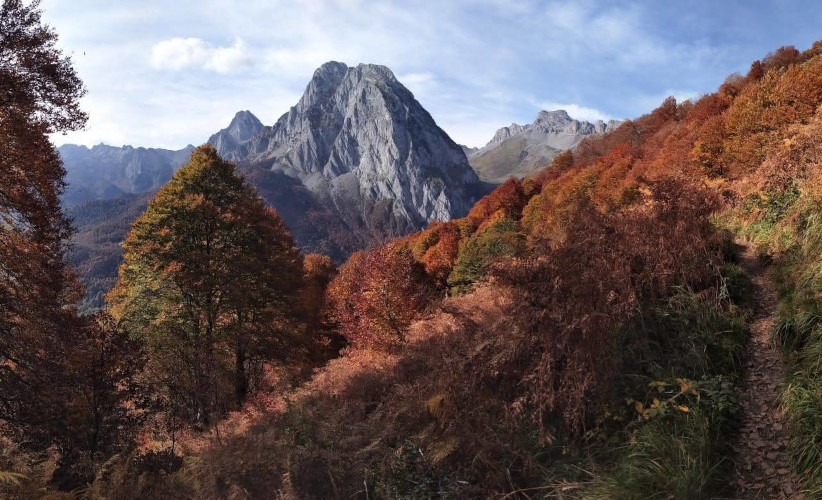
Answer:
[
  {"xmin": 469, "ymin": 110, "xmax": 622, "ymax": 183},
  {"xmin": 488, "ymin": 123, "xmax": 528, "ymax": 146}
]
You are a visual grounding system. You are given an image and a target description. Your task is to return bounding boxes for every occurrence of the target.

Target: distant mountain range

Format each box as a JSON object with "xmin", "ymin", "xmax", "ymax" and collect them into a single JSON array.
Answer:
[
  {"xmin": 60, "ymin": 143, "xmax": 195, "ymax": 206},
  {"xmin": 467, "ymin": 110, "xmax": 621, "ymax": 183},
  {"xmin": 59, "ymin": 62, "xmax": 621, "ymax": 311},
  {"xmin": 61, "ymin": 62, "xmax": 488, "ymax": 310}
]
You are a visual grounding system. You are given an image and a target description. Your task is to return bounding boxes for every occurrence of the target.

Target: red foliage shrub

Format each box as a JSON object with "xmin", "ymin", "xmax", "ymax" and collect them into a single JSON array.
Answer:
[
  {"xmin": 498, "ymin": 179, "xmax": 722, "ymax": 435},
  {"xmin": 762, "ymin": 45, "xmax": 802, "ymax": 74},
  {"xmin": 467, "ymin": 178, "xmax": 528, "ymax": 223},
  {"xmin": 326, "ymin": 243, "xmax": 433, "ymax": 348},
  {"xmin": 420, "ymin": 223, "xmax": 462, "ymax": 287},
  {"xmin": 748, "ymin": 60, "xmax": 765, "ymax": 81},
  {"xmin": 96, "ymin": 37, "xmax": 822, "ymax": 500}
]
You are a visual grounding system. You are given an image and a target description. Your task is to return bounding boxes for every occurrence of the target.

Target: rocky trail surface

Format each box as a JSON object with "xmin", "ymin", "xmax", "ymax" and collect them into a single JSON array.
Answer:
[{"xmin": 730, "ymin": 244, "xmax": 797, "ymax": 499}]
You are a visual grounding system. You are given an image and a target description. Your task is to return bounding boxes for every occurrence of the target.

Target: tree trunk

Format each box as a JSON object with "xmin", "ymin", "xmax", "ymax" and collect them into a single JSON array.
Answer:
[{"xmin": 235, "ymin": 334, "xmax": 248, "ymax": 405}]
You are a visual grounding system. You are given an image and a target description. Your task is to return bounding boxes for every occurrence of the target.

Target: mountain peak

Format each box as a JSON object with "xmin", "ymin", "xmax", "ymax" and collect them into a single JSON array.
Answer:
[
  {"xmin": 227, "ymin": 110, "xmax": 263, "ymax": 138},
  {"xmin": 240, "ymin": 60, "xmax": 481, "ymax": 226},
  {"xmin": 207, "ymin": 110, "xmax": 264, "ymax": 159},
  {"xmin": 535, "ymin": 109, "xmax": 572, "ymax": 123},
  {"xmin": 471, "ymin": 109, "xmax": 621, "ymax": 183},
  {"xmin": 314, "ymin": 60, "xmax": 348, "ymax": 78},
  {"xmin": 231, "ymin": 109, "xmax": 258, "ymax": 122},
  {"xmin": 354, "ymin": 63, "xmax": 397, "ymax": 82}
]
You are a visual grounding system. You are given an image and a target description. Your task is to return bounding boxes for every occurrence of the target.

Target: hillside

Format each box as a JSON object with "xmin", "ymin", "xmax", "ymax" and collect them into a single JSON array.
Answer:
[
  {"xmin": 59, "ymin": 144, "xmax": 194, "ymax": 206},
  {"xmin": 9, "ymin": 1, "xmax": 822, "ymax": 498},
  {"xmin": 76, "ymin": 41, "xmax": 822, "ymax": 500}
]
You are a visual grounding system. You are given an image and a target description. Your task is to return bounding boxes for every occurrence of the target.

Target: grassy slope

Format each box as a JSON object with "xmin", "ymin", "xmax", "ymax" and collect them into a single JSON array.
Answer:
[{"xmin": 469, "ymin": 135, "xmax": 561, "ymax": 184}]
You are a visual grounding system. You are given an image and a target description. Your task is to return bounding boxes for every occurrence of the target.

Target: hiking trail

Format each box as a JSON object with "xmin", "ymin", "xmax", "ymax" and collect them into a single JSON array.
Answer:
[{"xmin": 730, "ymin": 244, "xmax": 797, "ymax": 499}]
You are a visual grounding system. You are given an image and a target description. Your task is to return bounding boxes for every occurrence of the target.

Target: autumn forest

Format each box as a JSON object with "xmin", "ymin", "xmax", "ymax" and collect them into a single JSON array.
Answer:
[{"xmin": 6, "ymin": 0, "xmax": 822, "ymax": 498}]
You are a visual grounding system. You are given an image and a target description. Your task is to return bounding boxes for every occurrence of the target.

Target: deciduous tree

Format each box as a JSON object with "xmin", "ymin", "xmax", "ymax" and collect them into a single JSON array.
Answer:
[
  {"xmin": 0, "ymin": 0, "xmax": 88, "ymax": 449},
  {"xmin": 108, "ymin": 145, "xmax": 302, "ymax": 424},
  {"xmin": 327, "ymin": 243, "xmax": 432, "ymax": 348}
]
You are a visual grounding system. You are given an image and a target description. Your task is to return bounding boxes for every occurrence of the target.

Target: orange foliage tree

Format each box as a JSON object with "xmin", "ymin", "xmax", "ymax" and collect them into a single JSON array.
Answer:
[
  {"xmin": 0, "ymin": 0, "xmax": 91, "ymax": 451},
  {"xmin": 499, "ymin": 179, "xmax": 722, "ymax": 435},
  {"xmin": 326, "ymin": 243, "xmax": 433, "ymax": 348}
]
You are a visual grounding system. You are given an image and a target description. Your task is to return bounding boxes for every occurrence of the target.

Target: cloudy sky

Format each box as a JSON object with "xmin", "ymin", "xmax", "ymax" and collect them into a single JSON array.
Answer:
[{"xmin": 42, "ymin": 0, "xmax": 822, "ymax": 149}]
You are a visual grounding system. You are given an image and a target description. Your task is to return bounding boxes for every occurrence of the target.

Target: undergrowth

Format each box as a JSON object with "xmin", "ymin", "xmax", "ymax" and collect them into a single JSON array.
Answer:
[
  {"xmin": 731, "ymin": 134, "xmax": 822, "ymax": 496},
  {"xmin": 71, "ymin": 41, "xmax": 822, "ymax": 499},
  {"xmin": 766, "ymin": 192, "xmax": 822, "ymax": 496},
  {"xmin": 587, "ymin": 287, "xmax": 746, "ymax": 499},
  {"xmin": 88, "ymin": 183, "xmax": 752, "ymax": 499}
]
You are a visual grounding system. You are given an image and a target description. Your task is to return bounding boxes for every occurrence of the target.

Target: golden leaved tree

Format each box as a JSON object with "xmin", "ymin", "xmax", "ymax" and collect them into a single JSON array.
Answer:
[{"xmin": 108, "ymin": 145, "xmax": 303, "ymax": 427}]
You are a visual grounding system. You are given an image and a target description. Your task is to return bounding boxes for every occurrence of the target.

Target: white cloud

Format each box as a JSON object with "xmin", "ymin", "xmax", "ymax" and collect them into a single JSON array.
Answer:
[
  {"xmin": 42, "ymin": 0, "xmax": 770, "ymax": 151},
  {"xmin": 150, "ymin": 38, "xmax": 211, "ymax": 70},
  {"xmin": 151, "ymin": 37, "xmax": 252, "ymax": 73},
  {"xmin": 397, "ymin": 72, "xmax": 436, "ymax": 98},
  {"xmin": 538, "ymin": 101, "xmax": 613, "ymax": 123},
  {"xmin": 205, "ymin": 39, "xmax": 253, "ymax": 73}
]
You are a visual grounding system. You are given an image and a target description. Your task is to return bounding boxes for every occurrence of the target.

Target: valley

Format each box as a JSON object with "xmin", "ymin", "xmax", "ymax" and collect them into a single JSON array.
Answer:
[
  {"xmin": 4, "ymin": 1, "xmax": 822, "ymax": 498},
  {"xmin": 62, "ymin": 65, "xmax": 615, "ymax": 311}
]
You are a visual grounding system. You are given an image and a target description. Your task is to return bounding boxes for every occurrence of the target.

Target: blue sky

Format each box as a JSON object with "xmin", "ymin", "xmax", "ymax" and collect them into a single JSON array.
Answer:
[{"xmin": 42, "ymin": 0, "xmax": 822, "ymax": 149}]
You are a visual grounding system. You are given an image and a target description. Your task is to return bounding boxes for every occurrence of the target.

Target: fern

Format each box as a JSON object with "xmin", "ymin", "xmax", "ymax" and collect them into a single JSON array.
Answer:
[{"xmin": 0, "ymin": 470, "xmax": 25, "ymax": 486}]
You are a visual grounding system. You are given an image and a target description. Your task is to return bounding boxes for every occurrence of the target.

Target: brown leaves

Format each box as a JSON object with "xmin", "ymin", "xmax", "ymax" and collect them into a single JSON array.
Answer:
[
  {"xmin": 0, "ymin": 3, "xmax": 87, "ymax": 451},
  {"xmin": 0, "ymin": 0, "xmax": 87, "ymax": 132},
  {"xmin": 326, "ymin": 243, "xmax": 433, "ymax": 349},
  {"xmin": 496, "ymin": 178, "xmax": 722, "ymax": 436}
]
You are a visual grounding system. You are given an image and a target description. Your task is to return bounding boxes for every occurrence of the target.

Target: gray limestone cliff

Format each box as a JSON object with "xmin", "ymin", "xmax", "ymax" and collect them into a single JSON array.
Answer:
[{"xmin": 233, "ymin": 61, "xmax": 481, "ymax": 228}]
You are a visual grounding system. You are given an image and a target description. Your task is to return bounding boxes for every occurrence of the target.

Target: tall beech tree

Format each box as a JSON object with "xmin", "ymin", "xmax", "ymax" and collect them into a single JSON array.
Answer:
[
  {"xmin": 0, "ymin": 0, "xmax": 88, "ymax": 446},
  {"xmin": 0, "ymin": 0, "xmax": 86, "ymax": 130},
  {"xmin": 108, "ymin": 145, "xmax": 302, "ymax": 425}
]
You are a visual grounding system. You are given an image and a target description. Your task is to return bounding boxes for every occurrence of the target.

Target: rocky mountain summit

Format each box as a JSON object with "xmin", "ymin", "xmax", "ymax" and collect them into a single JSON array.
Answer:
[
  {"xmin": 469, "ymin": 110, "xmax": 621, "ymax": 183},
  {"xmin": 207, "ymin": 110, "xmax": 264, "ymax": 160},
  {"xmin": 231, "ymin": 61, "xmax": 482, "ymax": 229}
]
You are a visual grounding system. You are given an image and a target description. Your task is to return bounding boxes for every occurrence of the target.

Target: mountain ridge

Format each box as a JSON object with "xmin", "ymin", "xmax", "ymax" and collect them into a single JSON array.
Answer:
[
  {"xmin": 469, "ymin": 109, "xmax": 621, "ymax": 183},
  {"xmin": 59, "ymin": 143, "xmax": 195, "ymax": 206}
]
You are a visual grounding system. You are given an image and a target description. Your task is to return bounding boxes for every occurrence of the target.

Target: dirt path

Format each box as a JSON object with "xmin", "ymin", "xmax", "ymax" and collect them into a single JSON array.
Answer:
[{"xmin": 730, "ymin": 244, "xmax": 797, "ymax": 499}]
